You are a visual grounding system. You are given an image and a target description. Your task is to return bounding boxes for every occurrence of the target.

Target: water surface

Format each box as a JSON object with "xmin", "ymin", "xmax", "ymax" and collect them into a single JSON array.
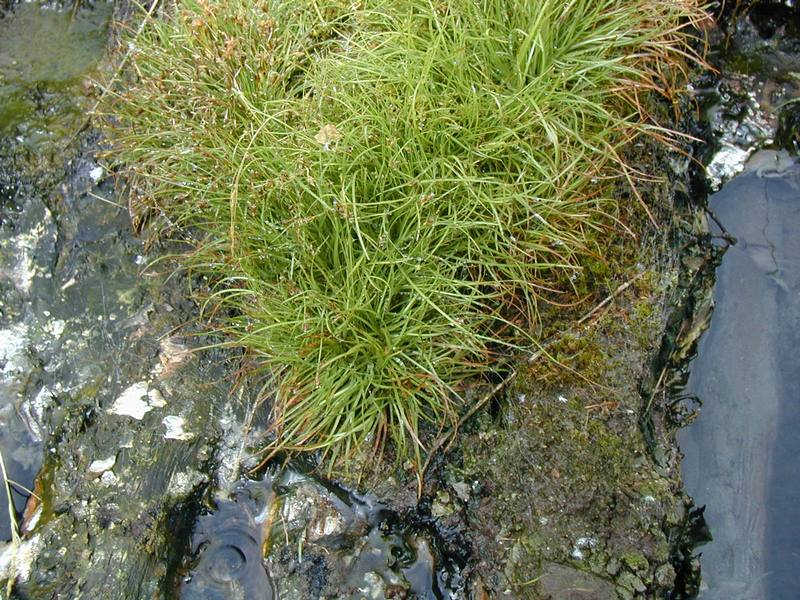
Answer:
[{"xmin": 679, "ymin": 150, "xmax": 800, "ymax": 599}]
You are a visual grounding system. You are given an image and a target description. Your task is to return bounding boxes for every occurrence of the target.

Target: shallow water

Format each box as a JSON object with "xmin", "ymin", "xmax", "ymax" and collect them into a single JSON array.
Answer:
[
  {"xmin": 179, "ymin": 466, "xmax": 466, "ymax": 599},
  {"xmin": 0, "ymin": 1, "xmax": 111, "ymax": 140},
  {"xmin": 0, "ymin": 0, "xmax": 112, "ymax": 542},
  {"xmin": 679, "ymin": 150, "xmax": 800, "ymax": 598},
  {"xmin": 181, "ymin": 478, "xmax": 276, "ymax": 600}
]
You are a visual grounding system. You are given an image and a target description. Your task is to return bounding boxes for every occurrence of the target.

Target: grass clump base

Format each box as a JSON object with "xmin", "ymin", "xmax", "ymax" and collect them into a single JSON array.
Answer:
[{"xmin": 104, "ymin": 0, "xmax": 705, "ymax": 470}]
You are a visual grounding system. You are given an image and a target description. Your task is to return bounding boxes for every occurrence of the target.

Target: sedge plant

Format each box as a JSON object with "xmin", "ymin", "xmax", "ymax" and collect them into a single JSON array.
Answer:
[{"xmin": 102, "ymin": 0, "xmax": 706, "ymax": 471}]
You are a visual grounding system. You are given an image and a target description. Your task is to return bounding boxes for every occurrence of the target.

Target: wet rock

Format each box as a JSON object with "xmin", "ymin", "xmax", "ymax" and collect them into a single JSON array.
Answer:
[
  {"xmin": 0, "ymin": 6, "xmax": 272, "ymax": 595},
  {"xmin": 695, "ymin": 6, "xmax": 800, "ymax": 190},
  {"xmin": 776, "ymin": 101, "xmax": 800, "ymax": 152},
  {"xmin": 538, "ymin": 563, "xmax": 616, "ymax": 599},
  {"xmin": 256, "ymin": 468, "xmax": 468, "ymax": 598}
]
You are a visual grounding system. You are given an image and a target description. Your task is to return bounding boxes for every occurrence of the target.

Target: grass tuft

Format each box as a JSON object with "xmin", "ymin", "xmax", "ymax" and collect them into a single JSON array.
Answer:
[{"xmin": 102, "ymin": 0, "xmax": 705, "ymax": 470}]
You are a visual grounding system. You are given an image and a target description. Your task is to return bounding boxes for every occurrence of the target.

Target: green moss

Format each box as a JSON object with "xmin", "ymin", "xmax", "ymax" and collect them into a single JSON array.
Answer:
[
  {"xmin": 622, "ymin": 551, "xmax": 650, "ymax": 573},
  {"xmin": 451, "ymin": 208, "xmax": 687, "ymax": 595}
]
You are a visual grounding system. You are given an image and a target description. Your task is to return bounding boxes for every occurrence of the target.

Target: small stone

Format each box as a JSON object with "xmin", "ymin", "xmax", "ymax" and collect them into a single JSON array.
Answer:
[
  {"xmin": 616, "ymin": 586, "xmax": 634, "ymax": 600},
  {"xmin": 108, "ymin": 382, "xmax": 151, "ymax": 419},
  {"xmin": 100, "ymin": 471, "xmax": 118, "ymax": 487},
  {"xmin": 617, "ymin": 572, "xmax": 647, "ymax": 594},
  {"xmin": 451, "ymin": 481, "xmax": 470, "ymax": 503},
  {"xmin": 89, "ymin": 166, "xmax": 104, "ymax": 183},
  {"xmin": 360, "ymin": 571, "xmax": 385, "ymax": 599},
  {"xmin": 606, "ymin": 558, "xmax": 621, "ymax": 575},
  {"xmin": 622, "ymin": 551, "xmax": 649, "ymax": 574},
  {"xmin": 87, "ymin": 456, "xmax": 116, "ymax": 475},
  {"xmin": 571, "ymin": 537, "xmax": 596, "ymax": 561},
  {"xmin": 162, "ymin": 415, "xmax": 193, "ymax": 441},
  {"xmin": 158, "ymin": 337, "xmax": 191, "ymax": 376},
  {"xmin": 655, "ymin": 564, "xmax": 676, "ymax": 587},
  {"xmin": 471, "ymin": 577, "xmax": 490, "ymax": 600},
  {"xmin": 633, "ymin": 577, "xmax": 646, "ymax": 593},
  {"xmin": 167, "ymin": 469, "xmax": 206, "ymax": 497},
  {"xmin": 147, "ymin": 388, "xmax": 166, "ymax": 407}
]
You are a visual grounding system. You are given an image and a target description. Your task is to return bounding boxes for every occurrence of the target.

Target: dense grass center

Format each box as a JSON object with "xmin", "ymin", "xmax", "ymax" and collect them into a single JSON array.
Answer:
[{"xmin": 105, "ymin": 0, "xmax": 702, "ymax": 468}]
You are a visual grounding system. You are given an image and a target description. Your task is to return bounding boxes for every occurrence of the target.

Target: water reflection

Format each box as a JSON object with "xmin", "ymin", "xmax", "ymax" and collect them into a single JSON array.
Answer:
[{"xmin": 179, "ymin": 468, "xmax": 465, "ymax": 599}]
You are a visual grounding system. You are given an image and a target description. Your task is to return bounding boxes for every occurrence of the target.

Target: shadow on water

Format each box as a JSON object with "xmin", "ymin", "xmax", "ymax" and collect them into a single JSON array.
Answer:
[
  {"xmin": 176, "ymin": 464, "xmax": 468, "ymax": 600},
  {"xmin": 678, "ymin": 151, "xmax": 800, "ymax": 599}
]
